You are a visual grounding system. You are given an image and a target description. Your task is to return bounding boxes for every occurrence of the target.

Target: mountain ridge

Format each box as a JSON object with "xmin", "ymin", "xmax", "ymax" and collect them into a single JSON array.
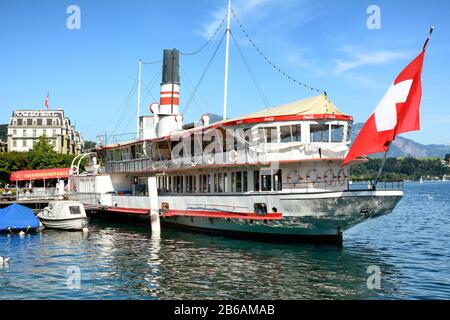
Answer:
[{"xmin": 351, "ymin": 123, "xmax": 450, "ymax": 158}]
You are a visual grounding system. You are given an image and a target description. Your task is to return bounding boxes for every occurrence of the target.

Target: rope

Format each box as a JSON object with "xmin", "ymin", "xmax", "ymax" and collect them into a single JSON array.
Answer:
[
  {"xmin": 180, "ymin": 14, "xmax": 227, "ymax": 56},
  {"xmin": 230, "ymin": 7, "xmax": 325, "ymax": 95},
  {"xmin": 103, "ymin": 70, "xmax": 139, "ymax": 133},
  {"xmin": 180, "ymin": 65, "xmax": 213, "ymax": 115},
  {"xmin": 230, "ymin": 30, "xmax": 271, "ymax": 108},
  {"xmin": 182, "ymin": 31, "xmax": 226, "ymax": 114}
]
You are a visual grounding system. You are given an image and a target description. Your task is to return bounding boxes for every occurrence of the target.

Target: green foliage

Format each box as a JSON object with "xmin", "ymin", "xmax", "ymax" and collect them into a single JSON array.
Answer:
[
  {"xmin": 0, "ymin": 151, "xmax": 76, "ymax": 183},
  {"xmin": 84, "ymin": 140, "xmax": 97, "ymax": 150},
  {"xmin": 0, "ymin": 124, "xmax": 7, "ymax": 141},
  {"xmin": 32, "ymin": 135, "xmax": 55, "ymax": 153},
  {"xmin": 350, "ymin": 157, "xmax": 450, "ymax": 181}
]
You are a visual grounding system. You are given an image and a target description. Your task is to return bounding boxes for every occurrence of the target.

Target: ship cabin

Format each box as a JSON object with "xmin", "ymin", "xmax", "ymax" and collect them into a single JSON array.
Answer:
[{"xmin": 96, "ymin": 95, "xmax": 356, "ymax": 198}]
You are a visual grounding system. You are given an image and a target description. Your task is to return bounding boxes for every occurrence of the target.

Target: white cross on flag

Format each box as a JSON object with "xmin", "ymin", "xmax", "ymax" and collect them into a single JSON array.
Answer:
[{"xmin": 342, "ymin": 50, "xmax": 425, "ymax": 166}]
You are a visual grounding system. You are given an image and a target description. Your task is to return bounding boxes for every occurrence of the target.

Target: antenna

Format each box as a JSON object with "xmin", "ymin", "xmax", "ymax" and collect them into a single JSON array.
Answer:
[{"xmin": 222, "ymin": 0, "xmax": 231, "ymax": 120}]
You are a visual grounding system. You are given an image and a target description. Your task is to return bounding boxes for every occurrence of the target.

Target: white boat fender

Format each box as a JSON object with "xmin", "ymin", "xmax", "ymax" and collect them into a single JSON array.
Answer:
[{"xmin": 82, "ymin": 227, "xmax": 89, "ymax": 233}]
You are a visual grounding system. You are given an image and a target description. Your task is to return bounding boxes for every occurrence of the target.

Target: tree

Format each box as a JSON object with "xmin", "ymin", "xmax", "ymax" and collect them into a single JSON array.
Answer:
[
  {"xmin": 445, "ymin": 153, "xmax": 450, "ymax": 163},
  {"xmin": 32, "ymin": 135, "xmax": 55, "ymax": 153},
  {"xmin": 84, "ymin": 140, "xmax": 97, "ymax": 150}
]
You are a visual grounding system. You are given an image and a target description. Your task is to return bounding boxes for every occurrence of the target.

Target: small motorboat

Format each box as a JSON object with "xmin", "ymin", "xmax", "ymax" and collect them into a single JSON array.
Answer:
[{"xmin": 37, "ymin": 201, "xmax": 87, "ymax": 230}]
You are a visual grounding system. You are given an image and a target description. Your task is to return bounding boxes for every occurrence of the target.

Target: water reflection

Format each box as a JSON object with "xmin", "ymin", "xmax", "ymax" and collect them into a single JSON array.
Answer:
[
  {"xmin": 5, "ymin": 182, "xmax": 450, "ymax": 301},
  {"xmin": 1, "ymin": 217, "xmax": 402, "ymax": 300}
]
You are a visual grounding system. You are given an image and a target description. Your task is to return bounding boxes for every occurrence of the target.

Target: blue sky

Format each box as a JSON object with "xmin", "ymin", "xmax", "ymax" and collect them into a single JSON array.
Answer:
[{"xmin": 0, "ymin": 0, "xmax": 449, "ymax": 144}]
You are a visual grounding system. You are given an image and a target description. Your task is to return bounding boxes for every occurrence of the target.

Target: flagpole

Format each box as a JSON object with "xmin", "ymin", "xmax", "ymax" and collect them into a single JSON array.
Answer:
[
  {"xmin": 373, "ymin": 27, "xmax": 434, "ymax": 188},
  {"xmin": 373, "ymin": 143, "xmax": 391, "ymax": 187}
]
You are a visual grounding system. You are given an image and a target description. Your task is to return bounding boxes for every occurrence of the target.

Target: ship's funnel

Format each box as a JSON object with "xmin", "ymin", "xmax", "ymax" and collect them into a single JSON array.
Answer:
[
  {"xmin": 162, "ymin": 49, "xmax": 180, "ymax": 84},
  {"xmin": 156, "ymin": 49, "xmax": 182, "ymax": 137}
]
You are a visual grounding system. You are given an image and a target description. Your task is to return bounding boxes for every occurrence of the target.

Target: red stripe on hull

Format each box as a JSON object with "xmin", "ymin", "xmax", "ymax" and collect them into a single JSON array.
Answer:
[
  {"xmin": 161, "ymin": 210, "xmax": 282, "ymax": 221},
  {"xmin": 107, "ymin": 207, "xmax": 149, "ymax": 215}
]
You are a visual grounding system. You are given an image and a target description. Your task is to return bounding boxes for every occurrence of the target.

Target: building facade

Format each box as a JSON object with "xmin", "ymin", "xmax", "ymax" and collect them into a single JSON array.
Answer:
[{"xmin": 7, "ymin": 109, "xmax": 84, "ymax": 154}]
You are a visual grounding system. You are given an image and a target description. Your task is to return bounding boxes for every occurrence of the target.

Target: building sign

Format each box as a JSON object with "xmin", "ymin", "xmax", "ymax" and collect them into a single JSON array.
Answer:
[{"xmin": 13, "ymin": 111, "xmax": 61, "ymax": 117}]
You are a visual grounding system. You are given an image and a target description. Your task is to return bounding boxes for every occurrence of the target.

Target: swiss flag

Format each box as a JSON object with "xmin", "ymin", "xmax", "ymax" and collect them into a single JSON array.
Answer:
[
  {"xmin": 45, "ymin": 94, "xmax": 49, "ymax": 109},
  {"xmin": 341, "ymin": 50, "xmax": 425, "ymax": 166}
]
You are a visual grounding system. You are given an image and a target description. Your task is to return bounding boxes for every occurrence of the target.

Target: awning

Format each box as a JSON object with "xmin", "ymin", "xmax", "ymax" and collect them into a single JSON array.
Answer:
[{"xmin": 10, "ymin": 168, "xmax": 71, "ymax": 182}]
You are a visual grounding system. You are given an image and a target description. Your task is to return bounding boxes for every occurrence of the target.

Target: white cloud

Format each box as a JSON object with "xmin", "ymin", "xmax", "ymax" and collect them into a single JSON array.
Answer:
[
  {"xmin": 334, "ymin": 47, "xmax": 411, "ymax": 74},
  {"xmin": 199, "ymin": 0, "xmax": 274, "ymax": 39}
]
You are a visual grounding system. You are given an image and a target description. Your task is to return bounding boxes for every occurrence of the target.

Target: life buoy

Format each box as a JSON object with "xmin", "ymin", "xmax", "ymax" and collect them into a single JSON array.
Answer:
[
  {"xmin": 324, "ymin": 169, "xmax": 334, "ymax": 186},
  {"xmin": 287, "ymin": 170, "xmax": 301, "ymax": 187},
  {"xmin": 337, "ymin": 169, "xmax": 346, "ymax": 185},
  {"xmin": 306, "ymin": 169, "xmax": 320, "ymax": 187}
]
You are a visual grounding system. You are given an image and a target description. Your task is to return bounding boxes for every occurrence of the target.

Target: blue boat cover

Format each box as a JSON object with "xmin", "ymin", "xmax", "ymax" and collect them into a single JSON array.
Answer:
[{"xmin": 0, "ymin": 203, "xmax": 40, "ymax": 231}]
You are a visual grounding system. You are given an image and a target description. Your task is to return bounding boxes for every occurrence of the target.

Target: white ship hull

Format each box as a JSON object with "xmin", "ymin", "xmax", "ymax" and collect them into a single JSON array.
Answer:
[
  {"xmin": 72, "ymin": 189, "xmax": 402, "ymax": 242},
  {"xmin": 38, "ymin": 216, "xmax": 87, "ymax": 230}
]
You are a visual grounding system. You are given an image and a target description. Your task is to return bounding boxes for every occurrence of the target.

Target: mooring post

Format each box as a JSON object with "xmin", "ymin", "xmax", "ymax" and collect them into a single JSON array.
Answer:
[{"xmin": 148, "ymin": 176, "xmax": 160, "ymax": 233}]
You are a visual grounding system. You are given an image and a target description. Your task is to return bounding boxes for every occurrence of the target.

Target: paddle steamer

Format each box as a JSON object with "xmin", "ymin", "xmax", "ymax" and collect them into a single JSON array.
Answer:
[{"xmin": 68, "ymin": 3, "xmax": 403, "ymax": 242}]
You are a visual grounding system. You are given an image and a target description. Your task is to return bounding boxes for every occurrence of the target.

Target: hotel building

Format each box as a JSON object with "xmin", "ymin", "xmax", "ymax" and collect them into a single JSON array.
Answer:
[{"xmin": 7, "ymin": 109, "xmax": 84, "ymax": 155}]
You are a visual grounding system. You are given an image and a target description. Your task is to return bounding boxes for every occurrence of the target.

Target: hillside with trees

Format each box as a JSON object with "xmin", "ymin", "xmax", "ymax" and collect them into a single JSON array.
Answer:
[{"xmin": 350, "ymin": 157, "xmax": 450, "ymax": 181}]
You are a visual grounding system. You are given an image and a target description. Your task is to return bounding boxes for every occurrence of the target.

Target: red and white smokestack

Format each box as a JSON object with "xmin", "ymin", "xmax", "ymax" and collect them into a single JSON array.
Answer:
[{"xmin": 156, "ymin": 49, "xmax": 182, "ymax": 137}]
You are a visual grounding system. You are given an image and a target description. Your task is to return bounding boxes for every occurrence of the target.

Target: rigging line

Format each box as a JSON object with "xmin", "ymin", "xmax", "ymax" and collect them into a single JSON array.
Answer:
[
  {"xmin": 141, "ymin": 66, "xmax": 163, "ymax": 106},
  {"xmin": 102, "ymin": 70, "xmax": 139, "ymax": 133},
  {"xmin": 180, "ymin": 14, "xmax": 227, "ymax": 56},
  {"xmin": 122, "ymin": 108, "xmax": 138, "ymax": 135},
  {"xmin": 230, "ymin": 30, "xmax": 271, "ymax": 109},
  {"xmin": 182, "ymin": 31, "xmax": 226, "ymax": 114},
  {"xmin": 230, "ymin": 7, "xmax": 325, "ymax": 95},
  {"xmin": 110, "ymin": 82, "xmax": 138, "ymax": 136},
  {"xmin": 180, "ymin": 65, "xmax": 213, "ymax": 114},
  {"xmin": 180, "ymin": 67, "xmax": 206, "ymax": 116},
  {"xmin": 142, "ymin": 59, "xmax": 163, "ymax": 65}
]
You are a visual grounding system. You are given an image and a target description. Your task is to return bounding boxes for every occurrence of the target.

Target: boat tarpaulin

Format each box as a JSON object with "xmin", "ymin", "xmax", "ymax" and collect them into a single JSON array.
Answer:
[
  {"xmin": 0, "ymin": 203, "xmax": 41, "ymax": 232},
  {"xmin": 10, "ymin": 168, "xmax": 70, "ymax": 182}
]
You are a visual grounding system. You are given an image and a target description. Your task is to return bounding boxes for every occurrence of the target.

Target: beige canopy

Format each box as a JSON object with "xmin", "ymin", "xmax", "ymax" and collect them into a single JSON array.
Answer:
[{"xmin": 230, "ymin": 94, "xmax": 349, "ymax": 122}]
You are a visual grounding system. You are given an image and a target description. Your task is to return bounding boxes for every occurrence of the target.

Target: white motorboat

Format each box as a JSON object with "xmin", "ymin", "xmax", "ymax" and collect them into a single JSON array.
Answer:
[{"xmin": 37, "ymin": 201, "xmax": 87, "ymax": 230}]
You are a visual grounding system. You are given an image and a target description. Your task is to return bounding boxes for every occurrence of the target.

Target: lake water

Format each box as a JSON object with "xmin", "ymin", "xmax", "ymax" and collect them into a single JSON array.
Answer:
[{"xmin": 1, "ymin": 182, "xmax": 449, "ymax": 300}]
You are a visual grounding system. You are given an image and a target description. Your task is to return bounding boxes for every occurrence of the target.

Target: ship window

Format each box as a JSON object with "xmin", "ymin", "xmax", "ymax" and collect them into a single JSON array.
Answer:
[
  {"xmin": 331, "ymin": 125, "xmax": 344, "ymax": 143},
  {"xmin": 273, "ymin": 170, "xmax": 282, "ymax": 191},
  {"xmin": 69, "ymin": 206, "xmax": 82, "ymax": 215},
  {"xmin": 292, "ymin": 124, "xmax": 302, "ymax": 142},
  {"xmin": 236, "ymin": 171, "xmax": 242, "ymax": 192},
  {"xmin": 280, "ymin": 126, "xmax": 292, "ymax": 143},
  {"xmin": 217, "ymin": 173, "xmax": 225, "ymax": 192},
  {"xmin": 37, "ymin": 119, "xmax": 42, "ymax": 125},
  {"xmin": 47, "ymin": 119, "xmax": 52, "ymax": 126},
  {"xmin": 231, "ymin": 172, "xmax": 236, "ymax": 192},
  {"xmin": 310, "ymin": 124, "xmax": 329, "ymax": 143},
  {"xmin": 27, "ymin": 119, "xmax": 32, "ymax": 125},
  {"xmin": 243, "ymin": 171, "xmax": 248, "ymax": 192},
  {"xmin": 261, "ymin": 174, "xmax": 272, "ymax": 191},
  {"xmin": 253, "ymin": 170, "xmax": 260, "ymax": 191},
  {"xmin": 13, "ymin": 140, "xmax": 17, "ymax": 147},
  {"xmin": 258, "ymin": 127, "xmax": 277, "ymax": 143},
  {"xmin": 254, "ymin": 203, "xmax": 267, "ymax": 215}
]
